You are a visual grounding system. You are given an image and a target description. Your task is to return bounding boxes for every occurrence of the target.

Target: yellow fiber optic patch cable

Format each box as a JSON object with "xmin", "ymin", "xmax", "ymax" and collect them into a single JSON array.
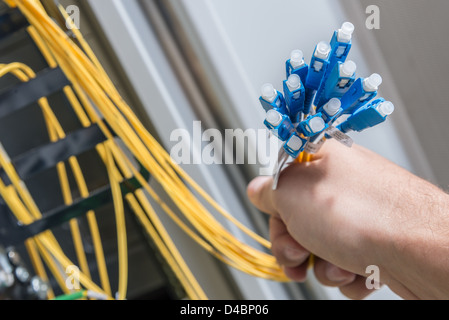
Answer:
[
  {"xmin": 27, "ymin": 25, "xmax": 113, "ymax": 296},
  {"xmin": 0, "ymin": 61, "xmax": 208, "ymax": 299},
  {"xmin": 0, "ymin": 62, "xmax": 108, "ymax": 294},
  {"xmin": 0, "ymin": 0, "xmax": 292, "ymax": 301},
  {"xmin": 17, "ymin": 0, "xmax": 287, "ymax": 279}
]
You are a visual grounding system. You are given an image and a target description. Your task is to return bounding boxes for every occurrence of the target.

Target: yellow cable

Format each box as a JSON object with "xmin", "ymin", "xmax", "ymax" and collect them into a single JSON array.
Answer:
[
  {"xmin": 98, "ymin": 141, "xmax": 209, "ymax": 298},
  {"xmin": 0, "ymin": 175, "xmax": 113, "ymax": 298},
  {"xmin": 21, "ymin": 26, "xmax": 112, "ymax": 294},
  {"xmin": 24, "ymin": 240, "xmax": 55, "ymax": 299},
  {"xmin": 0, "ymin": 65, "xmax": 58, "ymax": 295},
  {"xmin": 0, "ymin": 184, "xmax": 70, "ymax": 293},
  {"xmin": 27, "ymin": 30, "xmax": 231, "ymax": 288},
  {"xmin": 0, "ymin": 62, "xmax": 93, "ymax": 282},
  {"xmin": 5, "ymin": 1, "xmax": 291, "ymax": 302},
  {"xmin": 1, "ymin": 55, "xmax": 284, "ymax": 282},
  {"xmin": 4, "ymin": 0, "xmax": 16, "ymax": 7},
  {"xmin": 28, "ymin": 20, "xmax": 126, "ymax": 294},
  {"xmin": 0, "ymin": 63, "xmax": 109, "ymax": 296},
  {"xmin": 127, "ymin": 193, "xmax": 206, "ymax": 300},
  {"xmin": 104, "ymin": 141, "xmax": 127, "ymax": 300},
  {"xmin": 102, "ymin": 139, "xmax": 211, "ymax": 297}
]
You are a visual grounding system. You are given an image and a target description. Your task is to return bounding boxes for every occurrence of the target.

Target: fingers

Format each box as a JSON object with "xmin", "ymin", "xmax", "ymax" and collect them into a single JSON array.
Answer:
[
  {"xmin": 269, "ymin": 217, "xmax": 310, "ymax": 282},
  {"xmin": 249, "ymin": 177, "xmax": 313, "ymax": 283},
  {"xmin": 268, "ymin": 217, "xmax": 376, "ymax": 299},
  {"xmin": 270, "ymin": 217, "xmax": 310, "ymax": 267},
  {"xmin": 313, "ymin": 258, "xmax": 357, "ymax": 287},
  {"xmin": 339, "ymin": 276, "xmax": 378, "ymax": 300},
  {"xmin": 283, "ymin": 263, "xmax": 309, "ymax": 283},
  {"xmin": 247, "ymin": 176, "xmax": 277, "ymax": 215},
  {"xmin": 313, "ymin": 258, "xmax": 376, "ymax": 300}
]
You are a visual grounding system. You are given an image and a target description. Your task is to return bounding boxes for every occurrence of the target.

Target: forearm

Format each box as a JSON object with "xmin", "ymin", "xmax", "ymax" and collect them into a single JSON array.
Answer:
[{"xmin": 373, "ymin": 181, "xmax": 449, "ymax": 299}]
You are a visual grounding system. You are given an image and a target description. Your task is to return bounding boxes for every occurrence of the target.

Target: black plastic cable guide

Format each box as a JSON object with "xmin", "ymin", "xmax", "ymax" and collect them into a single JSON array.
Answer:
[
  {"xmin": 0, "ymin": 124, "xmax": 150, "ymax": 247},
  {"xmin": 0, "ymin": 67, "xmax": 70, "ymax": 119},
  {"xmin": 0, "ymin": 67, "xmax": 150, "ymax": 247}
]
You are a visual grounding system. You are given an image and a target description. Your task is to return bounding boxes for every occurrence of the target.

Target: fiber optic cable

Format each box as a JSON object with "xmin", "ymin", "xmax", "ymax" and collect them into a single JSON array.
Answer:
[
  {"xmin": 27, "ymin": 25, "xmax": 112, "ymax": 296},
  {"xmin": 0, "ymin": 64, "xmax": 114, "ymax": 297},
  {"xmin": 0, "ymin": 57, "xmax": 205, "ymax": 298},
  {"xmin": 0, "ymin": 173, "xmax": 112, "ymax": 297},
  {"xmin": 0, "ymin": 140, "xmax": 110, "ymax": 296},
  {"xmin": 2, "ymin": 0, "xmax": 294, "ymax": 302},
  {"xmin": 0, "ymin": 62, "xmax": 94, "ymax": 288}
]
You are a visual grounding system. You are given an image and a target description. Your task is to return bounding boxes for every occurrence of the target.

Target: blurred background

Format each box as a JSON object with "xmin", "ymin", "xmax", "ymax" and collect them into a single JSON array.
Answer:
[{"xmin": 1, "ymin": 0, "xmax": 448, "ymax": 300}]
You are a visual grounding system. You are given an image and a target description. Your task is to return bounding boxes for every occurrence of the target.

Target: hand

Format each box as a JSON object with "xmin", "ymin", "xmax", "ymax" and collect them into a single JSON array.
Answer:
[{"xmin": 247, "ymin": 140, "xmax": 449, "ymax": 300}]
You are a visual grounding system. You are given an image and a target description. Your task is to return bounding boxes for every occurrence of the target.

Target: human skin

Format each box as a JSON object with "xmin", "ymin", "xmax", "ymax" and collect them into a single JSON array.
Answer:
[{"xmin": 247, "ymin": 140, "xmax": 449, "ymax": 300}]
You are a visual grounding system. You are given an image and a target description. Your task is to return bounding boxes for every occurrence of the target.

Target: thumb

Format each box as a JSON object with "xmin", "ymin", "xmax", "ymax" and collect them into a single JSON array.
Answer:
[{"xmin": 247, "ymin": 176, "xmax": 278, "ymax": 216}]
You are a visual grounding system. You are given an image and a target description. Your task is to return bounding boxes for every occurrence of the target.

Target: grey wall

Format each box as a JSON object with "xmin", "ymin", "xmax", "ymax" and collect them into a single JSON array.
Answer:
[{"xmin": 356, "ymin": 0, "xmax": 449, "ymax": 190}]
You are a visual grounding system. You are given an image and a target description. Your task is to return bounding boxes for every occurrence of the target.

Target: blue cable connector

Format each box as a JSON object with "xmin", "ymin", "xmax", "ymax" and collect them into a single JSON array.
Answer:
[
  {"xmin": 338, "ymin": 98, "xmax": 395, "ymax": 133},
  {"xmin": 306, "ymin": 41, "xmax": 332, "ymax": 91},
  {"xmin": 321, "ymin": 98, "xmax": 343, "ymax": 124},
  {"xmin": 283, "ymin": 133, "xmax": 308, "ymax": 158},
  {"xmin": 304, "ymin": 41, "xmax": 331, "ymax": 114},
  {"xmin": 283, "ymin": 74, "xmax": 305, "ymax": 123},
  {"xmin": 264, "ymin": 109, "xmax": 295, "ymax": 141},
  {"xmin": 314, "ymin": 22, "xmax": 355, "ymax": 108},
  {"xmin": 315, "ymin": 60, "xmax": 357, "ymax": 110},
  {"xmin": 328, "ymin": 22, "xmax": 354, "ymax": 72},
  {"xmin": 298, "ymin": 113, "xmax": 329, "ymax": 138},
  {"xmin": 258, "ymin": 20, "xmax": 395, "ymax": 184},
  {"xmin": 259, "ymin": 83, "xmax": 287, "ymax": 114},
  {"xmin": 340, "ymin": 73, "xmax": 383, "ymax": 114},
  {"xmin": 286, "ymin": 50, "xmax": 309, "ymax": 86}
]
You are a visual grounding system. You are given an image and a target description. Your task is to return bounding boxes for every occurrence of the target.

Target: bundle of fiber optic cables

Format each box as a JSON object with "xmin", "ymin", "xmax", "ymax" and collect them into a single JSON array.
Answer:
[
  {"xmin": 1, "ymin": 0, "xmax": 291, "ymax": 301},
  {"xmin": 259, "ymin": 22, "xmax": 395, "ymax": 177}
]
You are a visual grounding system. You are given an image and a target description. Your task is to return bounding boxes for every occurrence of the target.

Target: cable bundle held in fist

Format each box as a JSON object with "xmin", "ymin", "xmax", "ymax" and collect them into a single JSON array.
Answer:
[{"xmin": 259, "ymin": 22, "xmax": 395, "ymax": 189}]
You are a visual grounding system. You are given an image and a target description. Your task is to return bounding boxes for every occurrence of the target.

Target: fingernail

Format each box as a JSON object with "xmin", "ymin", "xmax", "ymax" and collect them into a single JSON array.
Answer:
[
  {"xmin": 325, "ymin": 263, "xmax": 356, "ymax": 283},
  {"xmin": 284, "ymin": 246, "xmax": 308, "ymax": 262}
]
